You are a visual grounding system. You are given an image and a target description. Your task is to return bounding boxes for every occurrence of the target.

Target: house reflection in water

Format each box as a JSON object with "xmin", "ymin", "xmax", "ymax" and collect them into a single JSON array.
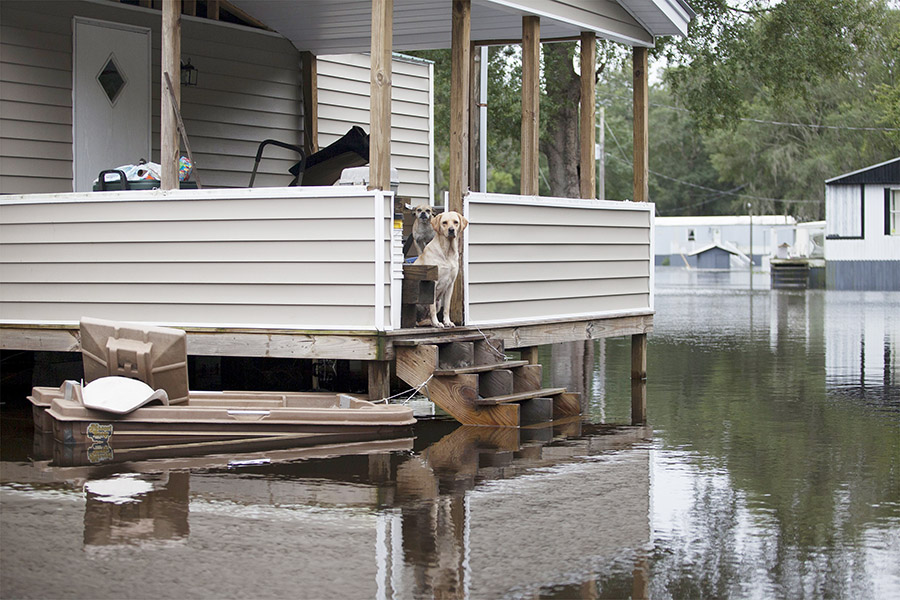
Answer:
[
  {"xmin": 825, "ymin": 292, "xmax": 898, "ymax": 404},
  {"xmin": 41, "ymin": 420, "xmax": 651, "ymax": 597},
  {"xmin": 83, "ymin": 472, "xmax": 190, "ymax": 550}
]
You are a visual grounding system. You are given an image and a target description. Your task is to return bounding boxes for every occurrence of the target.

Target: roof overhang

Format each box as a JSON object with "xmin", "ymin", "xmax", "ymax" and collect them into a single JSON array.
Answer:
[{"xmin": 229, "ymin": 0, "xmax": 693, "ymax": 53}]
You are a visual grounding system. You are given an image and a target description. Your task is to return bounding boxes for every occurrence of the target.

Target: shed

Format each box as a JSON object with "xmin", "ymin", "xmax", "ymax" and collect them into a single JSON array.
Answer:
[
  {"xmin": 824, "ymin": 157, "xmax": 900, "ymax": 290},
  {"xmin": 687, "ymin": 242, "xmax": 748, "ymax": 270}
]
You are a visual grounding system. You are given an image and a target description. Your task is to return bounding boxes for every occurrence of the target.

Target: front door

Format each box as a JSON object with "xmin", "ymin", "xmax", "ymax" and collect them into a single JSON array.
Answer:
[{"xmin": 73, "ymin": 18, "xmax": 151, "ymax": 192}]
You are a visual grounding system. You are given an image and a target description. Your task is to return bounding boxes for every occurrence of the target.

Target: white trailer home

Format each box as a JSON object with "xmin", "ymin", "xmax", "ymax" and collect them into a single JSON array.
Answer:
[
  {"xmin": 1, "ymin": 0, "xmax": 692, "ymax": 426},
  {"xmin": 825, "ymin": 157, "xmax": 900, "ymax": 290}
]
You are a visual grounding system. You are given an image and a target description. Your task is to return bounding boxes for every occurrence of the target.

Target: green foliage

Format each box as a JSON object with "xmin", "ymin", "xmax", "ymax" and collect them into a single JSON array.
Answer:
[{"xmin": 405, "ymin": 0, "xmax": 899, "ymax": 216}]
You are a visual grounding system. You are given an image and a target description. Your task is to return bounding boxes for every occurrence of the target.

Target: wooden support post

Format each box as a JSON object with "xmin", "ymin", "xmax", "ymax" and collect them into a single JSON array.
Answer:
[
  {"xmin": 521, "ymin": 346, "xmax": 540, "ymax": 365},
  {"xmin": 449, "ymin": 0, "xmax": 470, "ymax": 326},
  {"xmin": 367, "ymin": 360, "xmax": 391, "ymax": 402},
  {"xmin": 579, "ymin": 31, "xmax": 596, "ymax": 200},
  {"xmin": 300, "ymin": 52, "xmax": 319, "ymax": 157},
  {"xmin": 632, "ymin": 46, "xmax": 649, "ymax": 203},
  {"xmin": 161, "ymin": 0, "xmax": 181, "ymax": 190},
  {"xmin": 207, "ymin": 0, "xmax": 219, "ymax": 20},
  {"xmin": 370, "ymin": 0, "xmax": 393, "ymax": 191},
  {"xmin": 468, "ymin": 41, "xmax": 478, "ymax": 191},
  {"xmin": 449, "ymin": 0, "xmax": 470, "ymax": 212},
  {"xmin": 183, "ymin": 0, "xmax": 196, "ymax": 16},
  {"xmin": 521, "ymin": 15, "xmax": 540, "ymax": 196},
  {"xmin": 631, "ymin": 333, "xmax": 647, "ymax": 424}
]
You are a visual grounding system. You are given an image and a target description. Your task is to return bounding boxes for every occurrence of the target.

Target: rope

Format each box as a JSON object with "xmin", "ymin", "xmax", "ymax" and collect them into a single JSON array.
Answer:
[
  {"xmin": 373, "ymin": 374, "xmax": 433, "ymax": 404},
  {"xmin": 474, "ymin": 327, "xmax": 509, "ymax": 361}
]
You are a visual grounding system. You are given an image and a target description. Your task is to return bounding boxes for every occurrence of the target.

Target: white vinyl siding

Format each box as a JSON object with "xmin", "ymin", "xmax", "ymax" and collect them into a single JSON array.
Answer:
[
  {"xmin": 0, "ymin": 0, "xmax": 303, "ymax": 194},
  {"xmin": 465, "ymin": 194, "xmax": 654, "ymax": 325},
  {"xmin": 0, "ymin": 188, "xmax": 396, "ymax": 331},
  {"xmin": 826, "ymin": 184, "xmax": 863, "ymax": 238},
  {"xmin": 317, "ymin": 53, "xmax": 433, "ymax": 205}
]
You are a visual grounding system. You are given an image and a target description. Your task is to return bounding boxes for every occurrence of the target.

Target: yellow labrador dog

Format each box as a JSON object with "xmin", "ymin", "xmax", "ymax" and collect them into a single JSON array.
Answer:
[{"xmin": 413, "ymin": 211, "xmax": 468, "ymax": 328}]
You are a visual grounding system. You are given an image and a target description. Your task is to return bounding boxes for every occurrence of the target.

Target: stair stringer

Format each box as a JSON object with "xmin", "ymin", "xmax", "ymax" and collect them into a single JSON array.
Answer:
[{"xmin": 395, "ymin": 344, "xmax": 520, "ymax": 426}]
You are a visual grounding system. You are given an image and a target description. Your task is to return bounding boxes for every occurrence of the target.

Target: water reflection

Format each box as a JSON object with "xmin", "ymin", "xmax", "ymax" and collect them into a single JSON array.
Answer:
[
  {"xmin": 2, "ymin": 273, "xmax": 899, "ymax": 598},
  {"xmin": 825, "ymin": 292, "xmax": 898, "ymax": 407},
  {"xmin": 83, "ymin": 472, "xmax": 189, "ymax": 551},
  {"xmin": 1, "ymin": 422, "xmax": 652, "ymax": 598}
]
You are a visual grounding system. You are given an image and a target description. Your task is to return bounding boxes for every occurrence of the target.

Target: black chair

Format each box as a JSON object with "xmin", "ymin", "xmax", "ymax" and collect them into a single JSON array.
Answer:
[
  {"xmin": 289, "ymin": 125, "xmax": 370, "ymax": 186},
  {"xmin": 249, "ymin": 126, "xmax": 370, "ymax": 188}
]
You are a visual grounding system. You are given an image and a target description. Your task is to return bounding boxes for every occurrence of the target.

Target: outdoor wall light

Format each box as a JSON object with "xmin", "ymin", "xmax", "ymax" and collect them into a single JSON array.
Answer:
[{"xmin": 180, "ymin": 58, "xmax": 198, "ymax": 87}]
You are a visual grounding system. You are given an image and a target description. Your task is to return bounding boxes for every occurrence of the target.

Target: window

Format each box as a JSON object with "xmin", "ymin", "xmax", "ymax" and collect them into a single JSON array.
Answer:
[
  {"xmin": 888, "ymin": 188, "xmax": 899, "ymax": 236},
  {"xmin": 826, "ymin": 184, "xmax": 863, "ymax": 239}
]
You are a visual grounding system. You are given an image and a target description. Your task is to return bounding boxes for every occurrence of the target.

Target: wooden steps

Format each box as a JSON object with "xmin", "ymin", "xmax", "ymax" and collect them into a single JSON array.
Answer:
[
  {"xmin": 433, "ymin": 360, "xmax": 530, "ymax": 376},
  {"xmin": 394, "ymin": 333, "xmax": 582, "ymax": 427},
  {"xmin": 474, "ymin": 387, "xmax": 568, "ymax": 406}
]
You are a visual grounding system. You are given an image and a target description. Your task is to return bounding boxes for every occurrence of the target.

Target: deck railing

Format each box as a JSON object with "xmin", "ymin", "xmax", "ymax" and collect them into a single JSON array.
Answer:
[
  {"xmin": 464, "ymin": 193, "xmax": 654, "ymax": 326},
  {"xmin": 0, "ymin": 187, "xmax": 397, "ymax": 331},
  {"xmin": 0, "ymin": 188, "xmax": 654, "ymax": 334}
]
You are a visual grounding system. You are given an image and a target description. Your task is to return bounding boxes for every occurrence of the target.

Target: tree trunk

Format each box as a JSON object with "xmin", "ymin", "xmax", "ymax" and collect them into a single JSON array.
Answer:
[{"xmin": 540, "ymin": 43, "xmax": 581, "ymax": 198}]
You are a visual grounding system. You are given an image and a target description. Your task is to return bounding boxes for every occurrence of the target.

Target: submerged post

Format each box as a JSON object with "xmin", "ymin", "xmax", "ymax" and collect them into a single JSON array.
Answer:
[
  {"xmin": 631, "ymin": 333, "xmax": 647, "ymax": 424},
  {"xmin": 370, "ymin": 0, "xmax": 393, "ymax": 191},
  {"xmin": 161, "ymin": 0, "xmax": 181, "ymax": 190}
]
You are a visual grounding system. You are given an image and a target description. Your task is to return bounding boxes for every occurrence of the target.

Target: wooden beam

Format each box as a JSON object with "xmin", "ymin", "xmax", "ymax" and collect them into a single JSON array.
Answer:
[
  {"xmin": 183, "ymin": 0, "xmax": 196, "ymax": 16},
  {"xmin": 219, "ymin": 0, "xmax": 272, "ymax": 30},
  {"xmin": 161, "ymin": 0, "xmax": 181, "ymax": 190},
  {"xmin": 579, "ymin": 31, "xmax": 596, "ymax": 200},
  {"xmin": 520, "ymin": 15, "xmax": 540, "ymax": 196},
  {"xmin": 472, "ymin": 35, "xmax": 579, "ymax": 47},
  {"xmin": 207, "ymin": 0, "xmax": 219, "ymax": 20},
  {"xmin": 369, "ymin": 0, "xmax": 393, "ymax": 191},
  {"xmin": 301, "ymin": 52, "xmax": 319, "ymax": 157},
  {"xmin": 449, "ymin": 0, "xmax": 471, "ymax": 326},
  {"xmin": 633, "ymin": 46, "xmax": 649, "ymax": 203}
]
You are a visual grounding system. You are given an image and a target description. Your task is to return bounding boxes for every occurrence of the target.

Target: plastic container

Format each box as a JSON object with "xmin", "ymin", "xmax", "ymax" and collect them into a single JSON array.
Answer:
[{"xmin": 93, "ymin": 169, "xmax": 198, "ymax": 191}]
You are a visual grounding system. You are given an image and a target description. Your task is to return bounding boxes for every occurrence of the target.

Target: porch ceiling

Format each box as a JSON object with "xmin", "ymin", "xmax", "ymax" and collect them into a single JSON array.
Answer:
[{"xmin": 228, "ymin": 0, "xmax": 693, "ymax": 53}]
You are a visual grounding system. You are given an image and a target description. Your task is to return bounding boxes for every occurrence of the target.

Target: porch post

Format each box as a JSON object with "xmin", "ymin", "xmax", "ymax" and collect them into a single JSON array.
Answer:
[
  {"xmin": 632, "ymin": 46, "xmax": 649, "ymax": 203},
  {"xmin": 579, "ymin": 31, "xmax": 596, "ymax": 199},
  {"xmin": 521, "ymin": 15, "xmax": 540, "ymax": 196},
  {"xmin": 370, "ymin": 0, "xmax": 393, "ymax": 191},
  {"xmin": 449, "ymin": 0, "xmax": 470, "ymax": 325},
  {"xmin": 161, "ymin": 0, "xmax": 181, "ymax": 190}
]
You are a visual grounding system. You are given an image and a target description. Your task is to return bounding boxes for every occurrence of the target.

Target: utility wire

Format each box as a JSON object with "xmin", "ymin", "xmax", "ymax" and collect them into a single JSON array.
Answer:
[{"xmin": 601, "ymin": 94, "xmax": 900, "ymax": 132}]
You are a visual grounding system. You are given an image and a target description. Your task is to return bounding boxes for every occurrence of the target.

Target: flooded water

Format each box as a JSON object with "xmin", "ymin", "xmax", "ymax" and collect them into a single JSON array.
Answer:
[{"xmin": 2, "ymin": 268, "xmax": 898, "ymax": 599}]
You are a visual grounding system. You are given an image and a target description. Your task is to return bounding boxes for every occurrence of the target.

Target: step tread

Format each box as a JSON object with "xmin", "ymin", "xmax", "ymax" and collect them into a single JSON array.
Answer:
[
  {"xmin": 433, "ymin": 360, "xmax": 529, "ymax": 376},
  {"xmin": 393, "ymin": 333, "xmax": 491, "ymax": 346},
  {"xmin": 475, "ymin": 387, "xmax": 569, "ymax": 406}
]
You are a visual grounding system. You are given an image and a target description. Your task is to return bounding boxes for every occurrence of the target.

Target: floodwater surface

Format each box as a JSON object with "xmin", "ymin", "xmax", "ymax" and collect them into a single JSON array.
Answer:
[{"xmin": 1, "ymin": 269, "xmax": 898, "ymax": 599}]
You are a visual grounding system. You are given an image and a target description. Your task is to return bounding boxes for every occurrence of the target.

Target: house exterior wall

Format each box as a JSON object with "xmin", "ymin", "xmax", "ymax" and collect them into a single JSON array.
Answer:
[
  {"xmin": 316, "ymin": 53, "xmax": 433, "ymax": 206},
  {"xmin": 0, "ymin": 0, "xmax": 304, "ymax": 194},
  {"xmin": 465, "ymin": 194, "xmax": 654, "ymax": 325},
  {"xmin": 0, "ymin": 187, "xmax": 396, "ymax": 331},
  {"xmin": 825, "ymin": 182, "xmax": 900, "ymax": 290}
]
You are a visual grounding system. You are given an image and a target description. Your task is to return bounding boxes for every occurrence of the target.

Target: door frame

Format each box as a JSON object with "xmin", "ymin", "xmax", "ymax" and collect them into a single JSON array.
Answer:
[{"xmin": 72, "ymin": 16, "xmax": 152, "ymax": 191}]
